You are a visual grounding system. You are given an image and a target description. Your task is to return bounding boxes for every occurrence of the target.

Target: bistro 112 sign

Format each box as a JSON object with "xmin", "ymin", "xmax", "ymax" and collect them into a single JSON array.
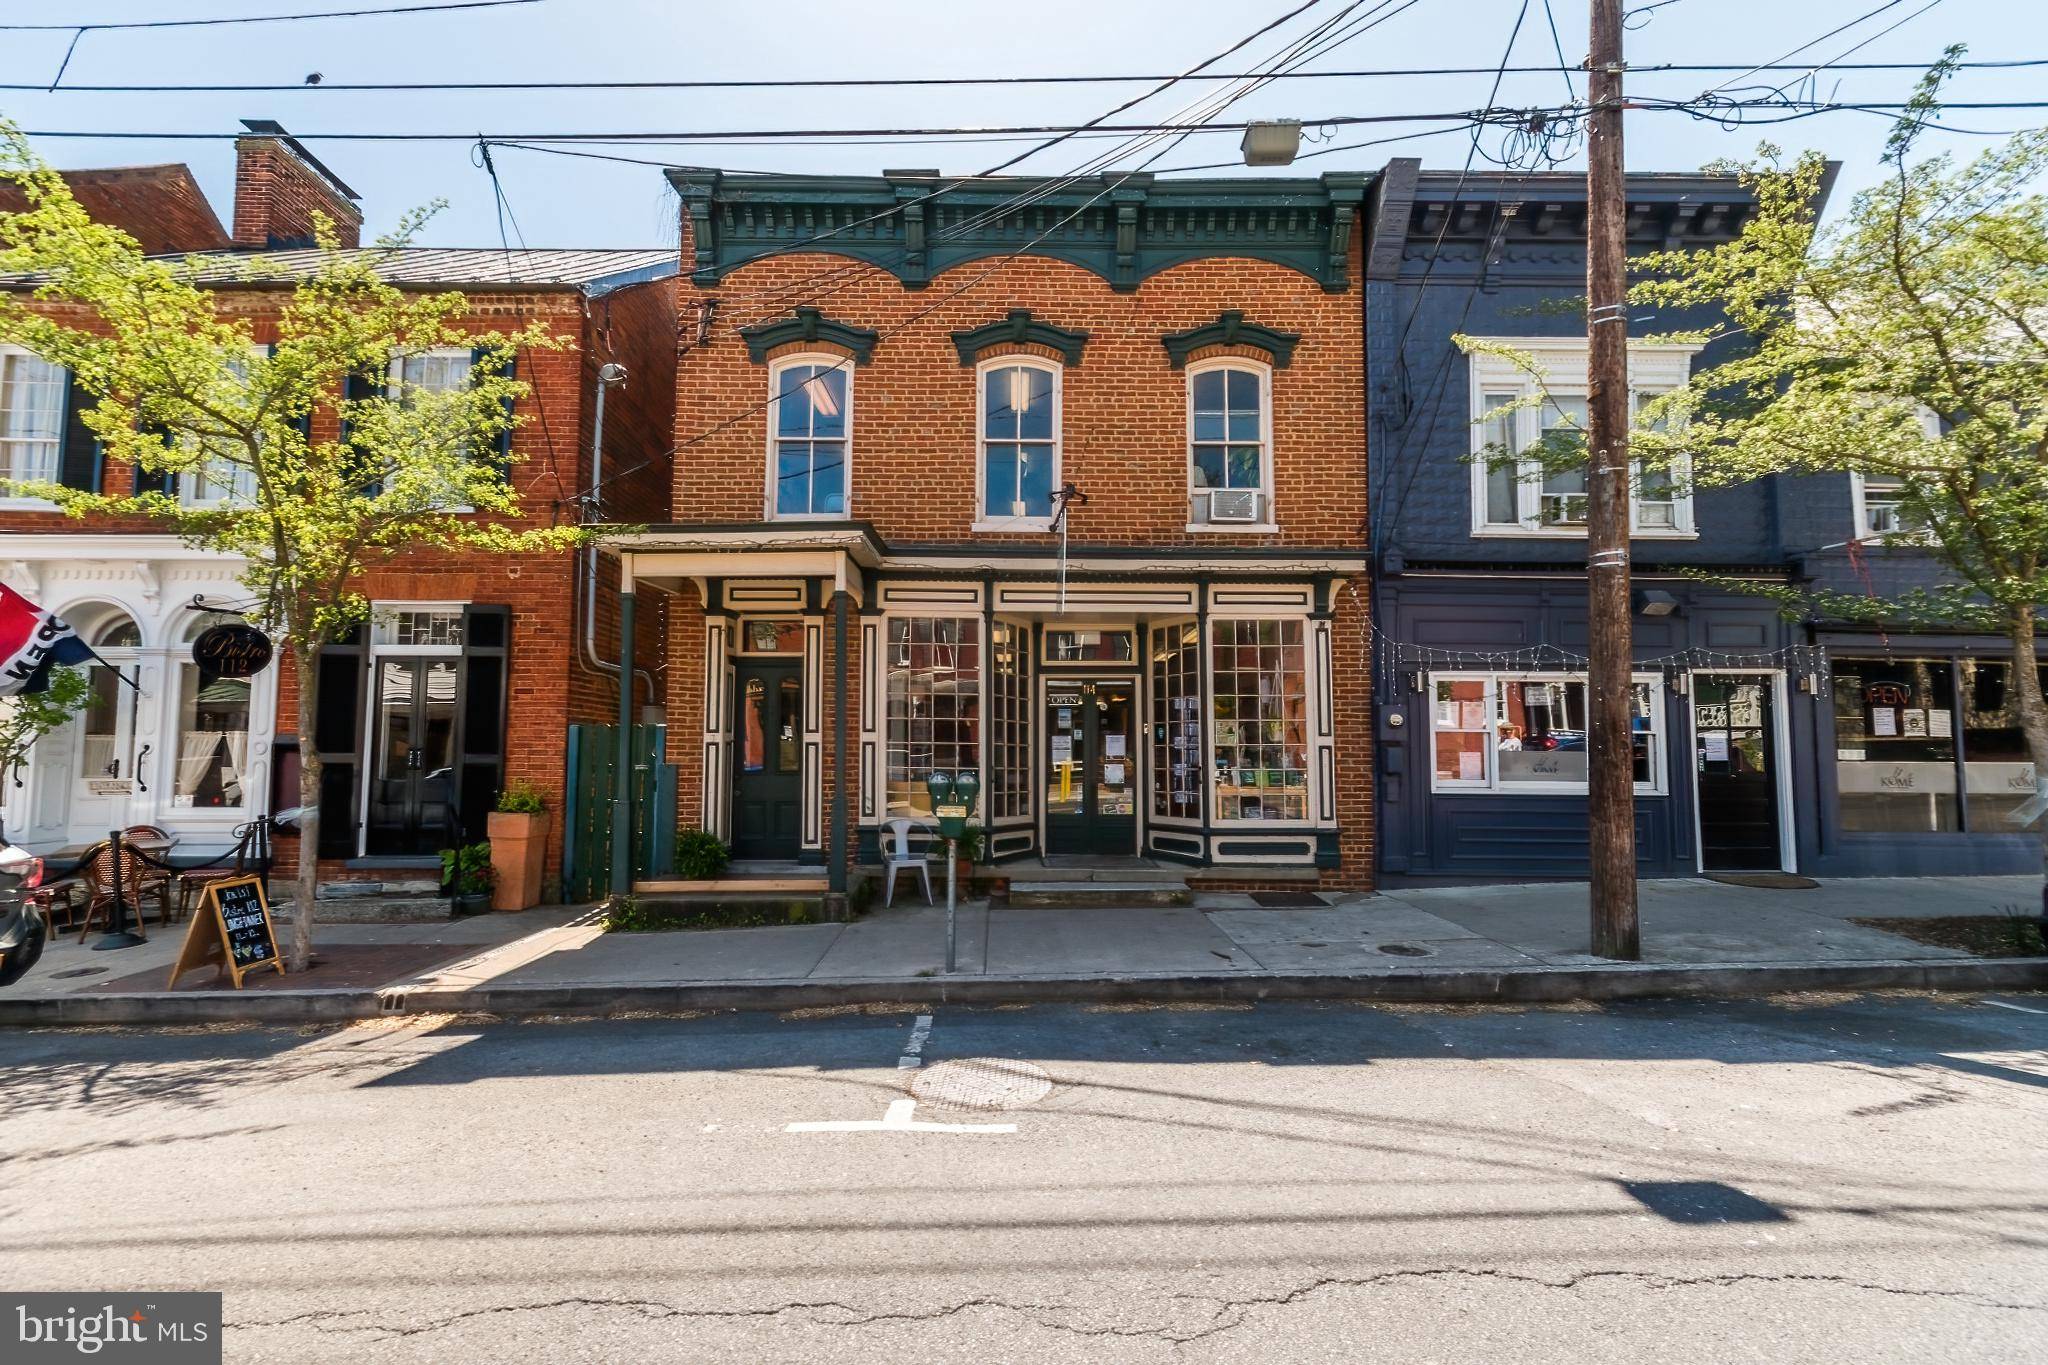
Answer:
[{"xmin": 191, "ymin": 621, "xmax": 273, "ymax": 677}]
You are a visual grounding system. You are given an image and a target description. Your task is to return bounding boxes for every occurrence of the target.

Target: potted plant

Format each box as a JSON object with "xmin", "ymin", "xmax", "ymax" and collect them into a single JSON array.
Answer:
[
  {"xmin": 440, "ymin": 843, "xmax": 496, "ymax": 916},
  {"xmin": 674, "ymin": 828, "xmax": 731, "ymax": 882},
  {"xmin": 925, "ymin": 822, "xmax": 983, "ymax": 882},
  {"xmin": 487, "ymin": 780, "xmax": 550, "ymax": 910}
]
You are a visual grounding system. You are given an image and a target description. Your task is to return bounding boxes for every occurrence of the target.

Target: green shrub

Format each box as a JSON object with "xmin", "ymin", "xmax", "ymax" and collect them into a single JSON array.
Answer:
[
  {"xmin": 674, "ymin": 828, "xmax": 731, "ymax": 880},
  {"xmin": 925, "ymin": 822, "xmax": 983, "ymax": 862},
  {"xmin": 495, "ymin": 780, "xmax": 546, "ymax": 815},
  {"xmin": 440, "ymin": 842, "xmax": 495, "ymax": 895}
]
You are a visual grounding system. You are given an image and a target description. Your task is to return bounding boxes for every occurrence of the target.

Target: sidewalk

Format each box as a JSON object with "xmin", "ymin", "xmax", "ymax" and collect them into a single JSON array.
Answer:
[{"xmin": 7, "ymin": 876, "xmax": 2044, "ymax": 1025}]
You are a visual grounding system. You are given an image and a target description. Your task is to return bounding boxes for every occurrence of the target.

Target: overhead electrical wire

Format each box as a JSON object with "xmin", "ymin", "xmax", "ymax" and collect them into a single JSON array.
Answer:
[{"xmin": 0, "ymin": 0, "xmax": 539, "ymax": 30}]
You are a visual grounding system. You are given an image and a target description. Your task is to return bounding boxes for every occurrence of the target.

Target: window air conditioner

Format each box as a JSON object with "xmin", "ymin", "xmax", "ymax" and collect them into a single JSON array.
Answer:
[{"xmin": 1207, "ymin": 488, "xmax": 1263, "ymax": 523}]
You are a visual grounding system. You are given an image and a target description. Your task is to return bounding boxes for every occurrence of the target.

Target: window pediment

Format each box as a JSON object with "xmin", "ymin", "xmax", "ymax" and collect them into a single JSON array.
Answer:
[
  {"xmin": 740, "ymin": 306, "xmax": 879, "ymax": 366},
  {"xmin": 951, "ymin": 310, "xmax": 1089, "ymax": 368},
  {"xmin": 1162, "ymin": 311, "xmax": 1301, "ymax": 369}
]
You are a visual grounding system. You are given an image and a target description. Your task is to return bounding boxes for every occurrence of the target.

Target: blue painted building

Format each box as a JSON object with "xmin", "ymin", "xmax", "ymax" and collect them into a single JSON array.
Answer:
[{"xmin": 1364, "ymin": 158, "xmax": 2042, "ymax": 883}]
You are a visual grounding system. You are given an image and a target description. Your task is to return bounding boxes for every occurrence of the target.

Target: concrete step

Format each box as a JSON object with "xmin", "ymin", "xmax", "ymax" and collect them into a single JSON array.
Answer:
[
  {"xmin": 1007, "ymin": 880, "xmax": 1193, "ymax": 908},
  {"xmin": 1004, "ymin": 865, "xmax": 1192, "ymax": 884},
  {"xmin": 616, "ymin": 891, "xmax": 832, "ymax": 929}
]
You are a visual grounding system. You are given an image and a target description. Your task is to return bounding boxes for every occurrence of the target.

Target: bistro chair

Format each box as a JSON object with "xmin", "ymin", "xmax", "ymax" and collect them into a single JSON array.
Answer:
[
  {"xmin": 72, "ymin": 839, "xmax": 173, "ymax": 942},
  {"xmin": 174, "ymin": 820, "xmax": 272, "ymax": 924},
  {"xmin": 28, "ymin": 877, "xmax": 85, "ymax": 939},
  {"xmin": 880, "ymin": 817, "xmax": 934, "ymax": 909}
]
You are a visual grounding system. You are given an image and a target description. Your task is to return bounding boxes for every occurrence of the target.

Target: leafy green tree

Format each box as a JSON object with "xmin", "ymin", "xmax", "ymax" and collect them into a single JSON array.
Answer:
[
  {"xmin": 1630, "ymin": 52, "xmax": 2048, "ymax": 879},
  {"xmin": 0, "ymin": 125, "xmax": 576, "ymax": 967}
]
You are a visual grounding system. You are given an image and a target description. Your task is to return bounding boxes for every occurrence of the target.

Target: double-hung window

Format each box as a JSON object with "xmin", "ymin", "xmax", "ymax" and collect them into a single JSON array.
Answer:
[
  {"xmin": 1188, "ymin": 361, "xmax": 1273, "ymax": 528},
  {"xmin": 0, "ymin": 347, "xmax": 62, "ymax": 489},
  {"xmin": 769, "ymin": 358, "xmax": 849, "ymax": 518},
  {"xmin": 1467, "ymin": 339, "xmax": 1698, "ymax": 538},
  {"xmin": 386, "ymin": 347, "xmax": 481, "ymax": 507},
  {"xmin": 1428, "ymin": 671, "xmax": 1666, "ymax": 794},
  {"xmin": 977, "ymin": 359, "xmax": 1059, "ymax": 528},
  {"xmin": 180, "ymin": 349, "xmax": 263, "ymax": 508}
]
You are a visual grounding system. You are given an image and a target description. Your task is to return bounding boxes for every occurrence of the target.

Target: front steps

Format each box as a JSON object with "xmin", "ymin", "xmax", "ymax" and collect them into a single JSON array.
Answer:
[{"xmin": 1006, "ymin": 880, "xmax": 1194, "ymax": 908}]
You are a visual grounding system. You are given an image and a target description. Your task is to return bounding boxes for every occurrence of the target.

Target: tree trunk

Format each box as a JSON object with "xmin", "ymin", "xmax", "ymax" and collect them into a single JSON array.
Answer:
[
  {"xmin": 2005, "ymin": 606, "xmax": 2048, "ymax": 924},
  {"xmin": 291, "ymin": 644, "xmax": 323, "ymax": 972}
]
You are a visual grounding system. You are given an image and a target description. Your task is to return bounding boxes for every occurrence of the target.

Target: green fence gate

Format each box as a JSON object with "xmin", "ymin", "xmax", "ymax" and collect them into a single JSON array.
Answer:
[{"xmin": 563, "ymin": 723, "xmax": 676, "ymax": 903}]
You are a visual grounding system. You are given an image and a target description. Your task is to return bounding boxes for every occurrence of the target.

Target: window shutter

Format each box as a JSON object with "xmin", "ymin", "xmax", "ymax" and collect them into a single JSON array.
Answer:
[
  {"xmin": 340, "ymin": 370, "xmax": 382, "ymax": 495},
  {"xmin": 312, "ymin": 626, "xmax": 368, "ymax": 859},
  {"xmin": 473, "ymin": 347, "xmax": 516, "ymax": 478},
  {"xmin": 57, "ymin": 369, "xmax": 102, "ymax": 492},
  {"xmin": 451, "ymin": 605, "xmax": 511, "ymax": 845},
  {"xmin": 129, "ymin": 423, "xmax": 177, "ymax": 497}
]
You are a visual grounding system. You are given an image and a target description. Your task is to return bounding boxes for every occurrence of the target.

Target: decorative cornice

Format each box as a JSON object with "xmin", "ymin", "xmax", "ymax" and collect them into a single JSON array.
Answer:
[
  {"xmin": 739, "ymin": 306, "xmax": 880, "ymax": 365},
  {"xmin": 951, "ymin": 310, "xmax": 1090, "ymax": 368},
  {"xmin": 1161, "ymin": 311, "xmax": 1302, "ymax": 369}
]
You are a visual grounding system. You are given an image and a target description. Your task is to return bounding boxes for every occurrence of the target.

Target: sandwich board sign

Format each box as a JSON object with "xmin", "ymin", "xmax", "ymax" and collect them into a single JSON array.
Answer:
[{"xmin": 167, "ymin": 876, "xmax": 284, "ymax": 989}]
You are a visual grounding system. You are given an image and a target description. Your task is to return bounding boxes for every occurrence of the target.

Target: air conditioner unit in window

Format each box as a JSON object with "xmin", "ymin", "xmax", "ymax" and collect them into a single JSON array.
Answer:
[{"xmin": 1207, "ymin": 488, "xmax": 1263, "ymax": 523}]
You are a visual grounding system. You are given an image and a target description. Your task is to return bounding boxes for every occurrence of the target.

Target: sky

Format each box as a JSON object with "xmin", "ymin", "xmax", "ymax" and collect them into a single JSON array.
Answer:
[{"xmin": 1, "ymin": 0, "xmax": 2043, "ymax": 249}]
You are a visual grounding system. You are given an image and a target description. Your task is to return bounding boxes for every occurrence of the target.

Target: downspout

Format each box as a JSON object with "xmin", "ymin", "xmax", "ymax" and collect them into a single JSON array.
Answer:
[{"xmin": 581, "ymin": 361, "xmax": 656, "ymax": 706}]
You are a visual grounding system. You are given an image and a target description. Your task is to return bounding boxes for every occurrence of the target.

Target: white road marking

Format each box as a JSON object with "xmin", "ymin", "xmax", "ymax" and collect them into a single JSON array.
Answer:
[
  {"xmin": 898, "ymin": 1014, "xmax": 934, "ymax": 1068},
  {"xmin": 1984, "ymin": 999, "xmax": 2048, "ymax": 1016},
  {"xmin": 785, "ymin": 1099, "xmax": 1015, "ymax": 1135}
]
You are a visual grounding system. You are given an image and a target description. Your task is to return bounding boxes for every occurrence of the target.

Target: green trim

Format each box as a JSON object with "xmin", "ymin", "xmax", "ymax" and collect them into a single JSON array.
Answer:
[
  {"xmin": 1162, "ymin": 311, "xmax": 1302, "ymax": 369},
  {"xmin": 951, "ymin": 310, "xmax": 1090, "ymax": 367},
  {"xmin": 740, "ymin": 306, "xmax": 879, "ymax": 365}
]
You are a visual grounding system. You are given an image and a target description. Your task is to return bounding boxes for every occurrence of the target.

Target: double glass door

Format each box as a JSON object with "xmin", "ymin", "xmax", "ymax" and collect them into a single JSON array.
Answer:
[
  {"xmin": 366, "ymin": 658, "xmax": 458, "ymax": 855},
  {"xmin": 1045, "ymin": 679, "xmax": 1136, "ymax": 856}
]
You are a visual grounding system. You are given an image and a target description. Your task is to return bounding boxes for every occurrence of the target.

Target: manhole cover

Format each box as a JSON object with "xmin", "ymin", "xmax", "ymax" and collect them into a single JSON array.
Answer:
[
  {"xmin": 48, "ymin": 966, "xmax": 109, "ymax": 980},
  {"xmin": 1376, "ymin": 943, "xmax": 1432, "ymax": 958},
  {"xmin": 910, "ymin": 1058, "xmax": 1054, "ymax": 1111}
]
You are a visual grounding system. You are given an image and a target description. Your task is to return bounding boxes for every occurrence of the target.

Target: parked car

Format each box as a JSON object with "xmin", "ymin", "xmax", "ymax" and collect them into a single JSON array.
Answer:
[{"xmin": 0, "ymin": 838, "xmax": 48, "ymax": 988}]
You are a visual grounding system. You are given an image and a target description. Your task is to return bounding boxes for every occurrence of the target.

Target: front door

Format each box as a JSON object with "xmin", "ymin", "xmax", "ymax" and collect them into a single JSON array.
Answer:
[
  {"xmin": 1693, "ymin": 674, "xmax": 1783, "ymax": 871},
  {"xmin": 67, "ymin": 656, "xmax": 140, "ymax": 837},
  {"xmin": 365, "ymin": 658, "xmax": 459, "ymax": 856},
  {"xmin": 732, "ymin": 661, "xmax": 802, "ymax": 860},
  {"xmin": 1044, "ymin": 678, "xmax": 1137, "ymax": 856}
]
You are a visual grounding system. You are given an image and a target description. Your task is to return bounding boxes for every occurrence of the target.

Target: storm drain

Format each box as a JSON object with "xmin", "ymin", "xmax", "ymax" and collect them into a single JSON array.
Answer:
[
  {"xmin": 1250, "ymin": 892, "xmax": 1328, "ymax": 908},
  {"xmin": 1376, "ymin": 942, "xmax": 1433, "ymax": 958},
  {"xmin": 910, "ymin": 1058, "xmax": 1055, "ymax": 1111}
]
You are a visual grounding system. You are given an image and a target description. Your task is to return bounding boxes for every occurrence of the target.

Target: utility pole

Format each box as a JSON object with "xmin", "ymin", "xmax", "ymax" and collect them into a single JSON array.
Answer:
[{"xmin": 1585, "ymin": 0, "xmax": 1640, "ymax": 959}]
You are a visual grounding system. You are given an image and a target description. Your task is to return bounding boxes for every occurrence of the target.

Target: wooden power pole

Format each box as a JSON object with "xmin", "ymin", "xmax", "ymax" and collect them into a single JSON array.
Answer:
[{"xmin": 1585, "ymin": 0, "xmax": 1641, "ymax": 959}]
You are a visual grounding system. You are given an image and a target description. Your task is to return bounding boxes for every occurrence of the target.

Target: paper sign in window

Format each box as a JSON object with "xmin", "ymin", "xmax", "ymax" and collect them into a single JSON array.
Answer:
[
  {"xmin": 1871, "ymin": 708, "xmax": 1899, "ymax": 737},
  {"xmin": 1104, "ymin": 734, "xmax": 1126, "ymax": 758}
]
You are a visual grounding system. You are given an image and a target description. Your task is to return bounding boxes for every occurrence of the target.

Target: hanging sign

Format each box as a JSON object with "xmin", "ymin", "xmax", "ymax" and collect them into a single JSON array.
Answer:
[
  {"xmin": 191, "ymin": 623, "xmax": 273, "ymax": 678},
  {"xmin": 166, "ymin": 876, "xmax": 283, "ymax": 989}
]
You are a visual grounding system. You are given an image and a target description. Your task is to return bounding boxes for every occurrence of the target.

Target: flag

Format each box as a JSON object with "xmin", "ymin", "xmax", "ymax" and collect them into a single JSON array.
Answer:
[{"xmin": 0, "ymin": 584, "xmax": 96, "ymax": 696}]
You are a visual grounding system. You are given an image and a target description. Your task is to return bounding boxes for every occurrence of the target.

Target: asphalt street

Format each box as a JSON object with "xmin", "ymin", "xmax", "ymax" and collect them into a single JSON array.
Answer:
[{"xmin": 3, "ymin": 992, "xmax": 2045, "ymax": 1362}]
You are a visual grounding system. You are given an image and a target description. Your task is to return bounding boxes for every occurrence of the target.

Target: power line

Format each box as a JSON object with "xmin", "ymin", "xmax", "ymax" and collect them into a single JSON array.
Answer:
[
  {"xmin": 4, "ymin": 58, "xmax": 2042, "ymax": 93},
  {"xmin": 0, "ymin": 0, "xmax": 540, "ymax": 30}
]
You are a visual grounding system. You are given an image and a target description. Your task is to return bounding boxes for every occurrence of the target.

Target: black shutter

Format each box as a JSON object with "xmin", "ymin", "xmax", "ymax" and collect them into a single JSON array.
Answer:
[
  {"xmin": 452, "ymin": 605, "xmax": 511, "ymax": 845},
  {"xmin": 312, "ymin": 625, "xmax": 368, "ymax": 859},
  {"xmin": 340, "ymin": 369, "xmax": 382, "ymax": 496},
  {"xmin": 57, "ymin": 369, "xmax": 102, "ymax": 492},
  {"xmin": 129, "ymin": 424, "xmax": 176, "ymax": 497},
  {"xmin": 473, "ymin": 347, "xmax": 515, "ymax": 478}
]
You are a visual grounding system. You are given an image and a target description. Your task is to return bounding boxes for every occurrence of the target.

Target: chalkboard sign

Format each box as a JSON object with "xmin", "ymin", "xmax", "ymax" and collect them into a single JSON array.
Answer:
[{"xmin": 167, "ymin": 875, "xmax": 284, "ymax": 989}]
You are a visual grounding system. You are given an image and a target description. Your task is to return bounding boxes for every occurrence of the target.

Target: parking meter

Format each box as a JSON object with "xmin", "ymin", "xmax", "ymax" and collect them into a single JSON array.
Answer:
[{"xmin": 925, "ymin": 769, "xmax": 980, "ymax": 974}]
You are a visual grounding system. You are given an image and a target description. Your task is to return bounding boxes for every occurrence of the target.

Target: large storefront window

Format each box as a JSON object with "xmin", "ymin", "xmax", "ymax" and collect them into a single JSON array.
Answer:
[
  {"xmin": 1429, "ymin": 672, "xmax": 1663, "ymax": 793},
  {"xmin": 1150, "ymin": 622, "xmax": 1201, "ymax": 819},
  {"xmin": 885, "ymin": 617, "xmax": 980, "ymax": 817},
  {"xmin": 1210, "ymin": 619, "xmax": 1308, "ymax": 821},
  {"xmin": 988, "ymin": 621, "xmax": 1030, "ymax": 820},
  {"xmin": 1831, "ymin": 657, "xmax": 1959, "ymax": 832},
  {"xmin": 174, "ymin": 625, "xmax": 251, "ymax": 809},
  {"xmin": 1959, "ymin": 659, "xmax": 2046, "ymax": 830}
]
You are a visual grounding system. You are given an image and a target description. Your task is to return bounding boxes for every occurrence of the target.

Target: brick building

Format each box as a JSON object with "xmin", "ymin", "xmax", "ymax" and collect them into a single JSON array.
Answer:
[
  {"xmin": 1, "ymin": 124, "xmax": 677, "ymax": 894},
  {"xmin": 603, "ymin": 170, "xmax": 1373, "ymax": 896}
]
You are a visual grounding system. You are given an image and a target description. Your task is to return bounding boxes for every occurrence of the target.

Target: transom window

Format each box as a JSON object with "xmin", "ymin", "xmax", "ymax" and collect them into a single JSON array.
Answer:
[
  {"xmin": 1188, "ymin": 362, "xmax": 1272, "ymax": 527},
  {"xmin": 769, "ymin": 359, "xmax": 849, "ymax": 518},
  {"xmin": 977, "ymin": 360, "xmax": 1059, "ymax": 527},
  {"xmin": 0, "ymin": 348, "xmax": 63, "ymax": 488},
  {"xmin": 1428, "ymin": 671, "xmax": 1665, "ymax": 794},
  {"xmin": 1467, "ymin": 340, "xmax": 1698, "ymax": 538}
]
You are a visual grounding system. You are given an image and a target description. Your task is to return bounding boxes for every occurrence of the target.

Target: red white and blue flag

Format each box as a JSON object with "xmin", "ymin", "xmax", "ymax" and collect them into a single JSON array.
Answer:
[{"xmin": 0, "ymin": 584, "xmax": 97, "ymax": 696}]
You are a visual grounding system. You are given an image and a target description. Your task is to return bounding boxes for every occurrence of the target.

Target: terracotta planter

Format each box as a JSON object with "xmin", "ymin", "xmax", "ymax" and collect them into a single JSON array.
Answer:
[{"xmin": 487, "ymin": 810, "xmax": 549, "ymax": 911}]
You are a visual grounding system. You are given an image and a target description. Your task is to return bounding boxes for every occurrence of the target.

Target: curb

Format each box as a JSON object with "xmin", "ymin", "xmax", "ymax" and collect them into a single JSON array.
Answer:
[{"xmin": 5, "ymin": 957, "xmax": 2044, "ymax": 1027}]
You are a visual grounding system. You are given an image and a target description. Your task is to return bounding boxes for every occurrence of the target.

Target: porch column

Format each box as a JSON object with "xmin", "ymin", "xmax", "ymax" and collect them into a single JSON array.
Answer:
[
  {"xmin": 828, "ymin": 587, "xmax": 850, "ymax": 904},
  {"xmin": 611, "ymin": 577, "xmax": 637, "ymax": 897}
]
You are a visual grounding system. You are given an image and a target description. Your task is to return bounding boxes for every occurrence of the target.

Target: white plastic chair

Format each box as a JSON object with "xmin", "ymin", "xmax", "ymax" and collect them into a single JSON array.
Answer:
[{"xmin": 881, "ymin": 817, "xmax": 934, "ymax": 908}]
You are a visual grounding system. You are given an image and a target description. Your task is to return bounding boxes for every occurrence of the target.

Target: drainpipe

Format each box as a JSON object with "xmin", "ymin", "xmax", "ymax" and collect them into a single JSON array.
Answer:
[{"xmin": 580, "ymin": 362, "xmax": 655, "ymax": 706}]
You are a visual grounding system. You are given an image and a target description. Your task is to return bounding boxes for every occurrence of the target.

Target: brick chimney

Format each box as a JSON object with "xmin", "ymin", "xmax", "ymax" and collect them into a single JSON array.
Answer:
[{"xmin": 232, "ymin": 119, "xmax": 362, "ymax": 249}]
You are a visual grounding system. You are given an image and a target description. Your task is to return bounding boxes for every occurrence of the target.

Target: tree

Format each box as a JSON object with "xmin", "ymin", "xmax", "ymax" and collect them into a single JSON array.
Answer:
[
  {"xmin": 0, "ymin": 669, "xmax": 92, "ymax": 833},
  {"xmin": 1628, "ymin": 52, "xmax": 2048, "ymax": 895},
  {"xmin": 0, "ymin": 125, "xmax": 577, "ymax": 968}
]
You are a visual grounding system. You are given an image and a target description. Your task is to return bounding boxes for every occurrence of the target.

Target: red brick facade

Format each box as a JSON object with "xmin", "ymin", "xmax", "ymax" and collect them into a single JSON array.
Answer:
[{"xmin": 231, "ymin": 131, "xmax": 363, "ymax": 250}]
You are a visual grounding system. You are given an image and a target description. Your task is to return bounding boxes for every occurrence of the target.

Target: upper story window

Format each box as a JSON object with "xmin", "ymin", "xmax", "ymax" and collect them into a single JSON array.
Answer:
[
  {"xmin": 389, "ymin": 347, "xmax": 475, "ymax": 456},
  {"xmin": 180, "ymin": 348, "xmax": 263, "ymax": 508},
  {"xmin": 0, "ymin": 346, "xmax": 64, "ymax": 487},
  {"xmin": 1187, "ymin": 361, "xmax": 1274, "ymax": 530},
  {"xmin": 1852, "ymin": 408, "xmax": 1938, "ymax": 541},
  {"xmin": 977, "ymin": 359, "xmax": 1059, "ymax": 529},
  {"xmin": 1467, "ymin": 339, "xmax": 1699, "ymax": 539},
  {"xmin": 768, "ymin": 358, "xmax": 849, "ymax": 518}
]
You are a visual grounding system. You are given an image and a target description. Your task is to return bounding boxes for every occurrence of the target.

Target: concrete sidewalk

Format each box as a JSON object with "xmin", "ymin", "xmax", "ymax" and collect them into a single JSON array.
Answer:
[{"xmin": 6, "ymin": 876, "xmax": 2043, "ymax": 1024}]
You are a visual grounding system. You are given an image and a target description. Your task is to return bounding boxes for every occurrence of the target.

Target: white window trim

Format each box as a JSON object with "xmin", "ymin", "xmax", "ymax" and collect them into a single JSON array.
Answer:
[
  {"xmin": 1184, "ymin": 357, "xmax": 1277, "ymax": 534},
  {"xmin": 972, "ymin": 354, "xmax": 1062, "ymax": 534},
  {"xmin": 1851, "ymin": 407, "xmax": 1939, "ymax": 544},
  {"xmin": 0, "ymin": 344, "xmax": 65, "ymax": 510},
  {"xmin": 1426, "ymin": 669, "xmax": 1669, "ymax": 796},
  {"xmin": 383, "ymin": 345, "xmax": 480, "ymax": 513},
  {"xmin": 763, "ymin": 353, "xmax": 853, "ymax": 521},
  {"xmin": 1465, "ymin": 338, "xmax": 1700, "ymax": 541},
  {"xmin": 177, "ymin": 343, "xmax": 270, "ymax": 511}
]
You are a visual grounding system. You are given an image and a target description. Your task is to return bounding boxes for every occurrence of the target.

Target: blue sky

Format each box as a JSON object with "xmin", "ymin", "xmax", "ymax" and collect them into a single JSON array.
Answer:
[{"xmin": 2, "ymin": 0, "xmax": 2042, "ymax": 248}]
